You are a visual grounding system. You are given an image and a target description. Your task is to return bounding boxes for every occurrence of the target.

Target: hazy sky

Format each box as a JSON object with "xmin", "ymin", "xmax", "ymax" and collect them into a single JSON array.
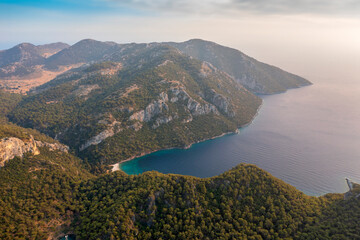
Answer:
[{"xmin": 1, "ymin": 0, "xmax": 360, "ymax": 81}]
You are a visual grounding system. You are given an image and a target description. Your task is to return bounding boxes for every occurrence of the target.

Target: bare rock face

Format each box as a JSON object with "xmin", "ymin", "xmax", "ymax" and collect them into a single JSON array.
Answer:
[
  {"xmin": 170, "ymin": 86, "xmax": 190, "ymax": 102},
  {"xmin": 186, "ymin": 98, "xmax": 218, "ymax": 116},
  {"xmin": 170, "ymin": 86, "xmax": 219, "ymax": 116},
  {"xmin": 79, "ymin": 129, "xmax": 116, "ymax": 151},
  {"xmin": 0, "ymin": 135, "xmax": 69, "ymax": 167},
  {"xmin": 79, "ymin": 120, "xmax": 122, "ymax": 151},
  {"xmin": 129, "ymin": 87, "xmax": 221, "ymax": 129},
  {"xmin": 130, "ymin": 92, "xmax": 169, "ymax": 122},
  {"xmin": 0, "ymin": 136, "xmax": 39, "ymax": 167},
  {"xmin": 208, "ymin": 89, "xmax": 235, "ymax": 117},
  {"xmin": 0, "ymin": 135, "xmax": 70, "ymax": 167}
]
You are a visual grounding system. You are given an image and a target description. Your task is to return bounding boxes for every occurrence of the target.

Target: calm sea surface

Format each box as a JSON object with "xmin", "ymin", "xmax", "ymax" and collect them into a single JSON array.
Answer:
[{"xmin": 120, "ymin": 79, "xmax": 360, "ymax": 196}]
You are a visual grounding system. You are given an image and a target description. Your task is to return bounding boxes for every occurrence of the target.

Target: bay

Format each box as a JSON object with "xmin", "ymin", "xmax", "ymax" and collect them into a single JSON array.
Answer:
[{"xmin": 120, "ymin": 78, "xmax": 360, "ymax": 196}]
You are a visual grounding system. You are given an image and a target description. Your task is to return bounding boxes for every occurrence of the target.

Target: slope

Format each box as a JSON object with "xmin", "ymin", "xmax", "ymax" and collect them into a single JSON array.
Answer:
[
  {"xmin": 168, "ymin": 39, "xmax": 311, "ymax": 94},
  {"xmin": 0, "ymin": 121, "xmax": 94, "ymax": 240},
  {"xmin": 9, "ymin": 45, "xmax": 262, "ymax": 167},
  {"xmin": 73, "ymin": 164, "xmax": 359, "ymax": 240}
]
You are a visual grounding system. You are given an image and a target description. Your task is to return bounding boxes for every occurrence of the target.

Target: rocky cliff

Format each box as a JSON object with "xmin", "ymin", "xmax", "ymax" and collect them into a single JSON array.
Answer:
[{"xmin": 0, "ymin": 135, "xmax": 68, "ymax": 167}]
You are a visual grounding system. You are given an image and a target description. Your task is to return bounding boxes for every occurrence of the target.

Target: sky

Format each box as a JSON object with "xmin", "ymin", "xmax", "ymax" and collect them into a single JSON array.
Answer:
[{"xmin": 1, "ymin": 0, "xmax": 360, "ymax": 81}]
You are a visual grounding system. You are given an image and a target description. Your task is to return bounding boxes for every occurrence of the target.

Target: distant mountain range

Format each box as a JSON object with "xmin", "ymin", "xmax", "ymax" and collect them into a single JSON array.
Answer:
[
  {"xmin": 0, "ymin": 42, "xmax": 69, "ymax": 78},
  {"xmin": 0, "ymin": 39, "xmax": 310, "ymax": 94}
]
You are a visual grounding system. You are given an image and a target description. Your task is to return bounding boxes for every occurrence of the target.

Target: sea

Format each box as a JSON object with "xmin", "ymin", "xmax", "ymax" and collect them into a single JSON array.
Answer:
[{"xmin": 120, "ymin": 76, "xmax": 360, "ymax": 196}]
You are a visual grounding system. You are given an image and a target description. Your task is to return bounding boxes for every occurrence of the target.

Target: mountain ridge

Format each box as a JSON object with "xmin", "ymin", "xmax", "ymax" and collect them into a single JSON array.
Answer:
[
  {"xmin": 0, "ymin": 38, "xmax": 310, "ymax": 95},
  {"xmin": 167, "ymin": 39, "xmax": 311, "ymax": 94}
]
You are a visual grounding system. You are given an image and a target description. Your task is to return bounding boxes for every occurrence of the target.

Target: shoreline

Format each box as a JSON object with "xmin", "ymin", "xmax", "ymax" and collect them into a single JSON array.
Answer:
[
  {"xmin": 110, "ymin": 130, "xmax": 240, "ymax": 172},
  {"xmin": 111, "ymin": 101, "xmax": 264, "ymax": 173}
]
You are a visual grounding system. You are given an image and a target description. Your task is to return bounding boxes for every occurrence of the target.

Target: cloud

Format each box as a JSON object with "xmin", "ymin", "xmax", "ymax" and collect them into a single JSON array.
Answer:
[
  {"xmin": 105, "ymin": 0, "xmax": 360, "ymax": 16},
  {"xmin": 230, "ymin": 0, "xmax": 360, "ymax": 15}
]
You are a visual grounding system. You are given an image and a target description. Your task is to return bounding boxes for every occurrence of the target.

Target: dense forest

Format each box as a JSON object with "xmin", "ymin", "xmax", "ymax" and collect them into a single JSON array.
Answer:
[
  {"xmin": 0, "ymin": 149, "xmax": 94, "ymax": 239},
  {"xmin": 1, "ymin": 154, "xmax": 359, "ymax": 239}
]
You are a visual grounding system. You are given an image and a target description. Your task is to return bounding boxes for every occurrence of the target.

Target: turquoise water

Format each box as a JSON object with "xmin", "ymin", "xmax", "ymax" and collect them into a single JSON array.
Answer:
[{"xmin": 120, "ymin": 80, "xmax": 360, "ymax": 196}]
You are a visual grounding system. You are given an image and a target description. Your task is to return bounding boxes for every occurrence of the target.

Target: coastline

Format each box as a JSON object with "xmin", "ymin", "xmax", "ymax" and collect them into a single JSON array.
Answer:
[
  {"xmin": 110, "ymin": 130, "xmax": 239, "ymax": 172},
  {"xmin": 111, "ymin": 101, "xmax": 264, "ymax": 173}
]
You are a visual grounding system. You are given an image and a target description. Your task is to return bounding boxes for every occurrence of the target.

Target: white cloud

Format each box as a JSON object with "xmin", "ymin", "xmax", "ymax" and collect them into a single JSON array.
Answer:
[{"xmin": 105, "ymin": 0, "xmax": 360, "ymax": 16}]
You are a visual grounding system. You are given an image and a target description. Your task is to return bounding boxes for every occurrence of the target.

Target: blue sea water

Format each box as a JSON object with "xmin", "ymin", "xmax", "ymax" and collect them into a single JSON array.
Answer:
[{"xmin": 120, "ymin": 79, "xmax": 360, "ymax": 196}]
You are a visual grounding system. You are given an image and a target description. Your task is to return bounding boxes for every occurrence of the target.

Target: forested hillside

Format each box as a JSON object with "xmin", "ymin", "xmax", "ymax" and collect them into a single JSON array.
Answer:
[
  {"xmin": 1, "ymin": 157, "xmax": 359, "ymax": 239},
  {"xmin": 9, "ymin": 45, "xmax": 261, "ymax": 167},
  {"xmin": 0, "ymin": 150, "xmax": 94, "ymax": 239},
  {"xmin": 168, "ymin": 39, "xmax": 311, "ymax": 94}
]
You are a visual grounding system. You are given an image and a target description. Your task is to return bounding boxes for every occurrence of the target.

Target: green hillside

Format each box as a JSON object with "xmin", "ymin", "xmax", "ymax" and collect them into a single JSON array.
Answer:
[
  {"xmin": 1, "ymin": 155, "xmax": 359, "ymax": 239},
  {"xmin": 168, "ymin": 39, "xmax": 311, "ymax": 94},
  {"xmin": 0, "ymin": 148, "xmax": 94, "ymax": 239},
  {"xmin": 0, "ymin": 90, "xmax": 22, "ymax": 122},
  {"xmin": 9, "ymin": 45, "xmax": 261, "ymax": 167}
]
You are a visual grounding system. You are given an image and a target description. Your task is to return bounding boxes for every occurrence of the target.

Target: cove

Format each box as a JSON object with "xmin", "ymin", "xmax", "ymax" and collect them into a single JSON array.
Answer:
[{"xmin": 120, "ymin": 80, "xmax": 360, "ymax": 196}]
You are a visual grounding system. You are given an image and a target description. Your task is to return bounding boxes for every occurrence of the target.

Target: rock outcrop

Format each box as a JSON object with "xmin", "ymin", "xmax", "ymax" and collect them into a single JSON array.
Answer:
[
  {"xmin": 0, "ymin": 136, "xmax": 39, "ymax": 167},
  {"xmin": 80, "ymin": 119, "xmax": 122, "ymax": 151},
  {"xmin": 129, "ymin": 88, "xmax": 220, "ymax": 128},
  {"xmin": 0, "ymin": 135, "xmax": 68, "ymax": 167},
  {"xmin": 344, "ymin": 179, "xmax": 360, "ymax": 200},
  {"xmin": 187, "ymin": 98, "xmax": 218, "ymax": 116},
  {"xmin": 170, "ymin": 86, "xmax": 219, "ymax": 116},
  {"xmin": 130, "ymin": 92, "xmax": 169, "ymax": 122},
  {"xmin": 208, "ymin": 89, "xmax": 235, "ymax": 117}
]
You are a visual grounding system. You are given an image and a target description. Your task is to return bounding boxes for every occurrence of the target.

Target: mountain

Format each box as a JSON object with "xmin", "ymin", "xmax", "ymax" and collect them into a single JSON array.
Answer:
[
  {"xmin": 36, "ymin": 42, "xmax": 70, "ymax": 58},
  {"xmin": 0, "ymin": 43, "xmax": 45, "ymax": 78},
  {"xmin": 0, "ymin": 42, "xmax": 69, "ymax": 78},
  {"xmin": 0, "ymin": 39, "xmax": 310, "ymax": 95},
  {"xmin": 168, "ymin": 39, "xmax": 311, "ymax": 94},
  {"xmin": 44, "ymin": 39, "xmax": 117, "ymax": 70},
  {"xmin": 0, "ymin": 42, "xmax": 70, "ymax": 93},
  {"xmin": 6, "ymin": 39, "xmax": 312, "ymax": 167},
  {"xmin": 9, "ymin": 44, "xmax": 262, "ymax": 167},
  {"xmin": 43, "ymin": 38, "xmax": 311, "ymax": 94}
]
